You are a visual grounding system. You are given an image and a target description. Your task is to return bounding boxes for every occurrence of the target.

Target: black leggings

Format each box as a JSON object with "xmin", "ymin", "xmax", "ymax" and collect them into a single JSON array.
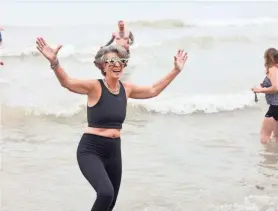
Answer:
[{"xmin": 77, "ymin": 133, "xmax": 122, "ymax": 211}]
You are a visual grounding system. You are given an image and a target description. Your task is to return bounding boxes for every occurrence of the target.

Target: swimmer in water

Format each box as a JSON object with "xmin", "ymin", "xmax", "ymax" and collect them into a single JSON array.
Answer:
[
  {"xmin": 35, "ymin": 36, "xmax": 187, "ymax": 211},
  {"xmin": 102, "ymin": 20, "xmax": 134, "ymax": 57},
  {"xmin": 252, "ymin": 48, "xmax": 278, "ymax": 144}
]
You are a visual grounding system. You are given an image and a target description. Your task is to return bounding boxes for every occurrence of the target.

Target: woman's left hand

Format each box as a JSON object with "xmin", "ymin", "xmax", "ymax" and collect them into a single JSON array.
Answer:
[
  {"xmin": 174, "ymin": 49, "xmax": 188, "ymax": 71},
  {"xmin": 251, "ymin": 87, "xmax": 262, "ymax": 93}
]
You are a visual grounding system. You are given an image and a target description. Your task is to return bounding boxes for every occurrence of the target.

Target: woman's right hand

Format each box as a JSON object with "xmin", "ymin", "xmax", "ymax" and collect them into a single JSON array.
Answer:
[
  {"xmin": 36, "ymin": 37, "xmax": 62, "ymax": 64},
  {"xmin": 174, "ymin": 49, "xmax": 188, "ymax": 72}
]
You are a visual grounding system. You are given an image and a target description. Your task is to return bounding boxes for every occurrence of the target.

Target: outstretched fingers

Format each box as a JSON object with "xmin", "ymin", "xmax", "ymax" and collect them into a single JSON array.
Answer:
[
  {"xmin": 176, "ymin": 49, "xmax": 187, "ymax": 56},
  {"xmin": 36, "ymin": 39, "xmax": 43, "ymax": 52},
  {"xmin": 36, "ymin": 37, "xmax": 47, "ymax": 52},
  {"xmin": 183, "ymin": 52, "xmax": 188, "ymax": 60},
  {"xmin": 177, "ymin": 49, "xmax": 183, "ymax": 56},
  {"xmin": 39, "ymin": 37, "xmax": 47, "ymax": 46},
  {"xmin": 176, "ymin": 49, "xmax": 188, "ymax": 59},
  {"xmin": 36, "ymin": 46, "xmax": 42, "ymax": 53}
]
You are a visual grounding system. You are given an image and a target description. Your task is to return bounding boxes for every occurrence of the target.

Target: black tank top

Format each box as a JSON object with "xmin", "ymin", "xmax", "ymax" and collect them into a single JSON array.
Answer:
[{"xmin": 87, "ymin": 79, "xmax": 127, "ymax": 129}]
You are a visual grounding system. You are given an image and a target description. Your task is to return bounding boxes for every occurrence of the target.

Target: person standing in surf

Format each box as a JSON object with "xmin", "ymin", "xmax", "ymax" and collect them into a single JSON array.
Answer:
[
  {"xmin": 102, "ymin": 20, "xmax": 134, "ymax": 57},
  {"xmin": 252, "ymin": 48, "xmax": 278, "ymax": 144},
  {"xmin": 35, "ymin": 36, "xmax": 187, "ymax": 211}
]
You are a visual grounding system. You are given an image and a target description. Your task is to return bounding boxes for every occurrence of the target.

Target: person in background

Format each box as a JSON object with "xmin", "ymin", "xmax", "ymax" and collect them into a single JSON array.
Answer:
[
  {"xmin": 102, "ymin": 20, "xmax": 134, "ymax": 57},
  {"xmin": 252, "ymin": 48, "xmax": 278, "ymax": 144}
]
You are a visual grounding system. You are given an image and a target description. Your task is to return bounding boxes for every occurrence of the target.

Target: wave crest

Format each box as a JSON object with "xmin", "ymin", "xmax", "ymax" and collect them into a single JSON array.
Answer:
[
  {"xmin": 128, "ymin": 17, "xmax": 278, "ymax": 29},
  {"xmin": 128, "ymin": 19, "xmax": 191, "ymax": 29},
  {"xmin": 0, "ymin": 34, "xmax": 254, "ymax": 60},
  {"xmin": 1, "ymin": 91, "xmax": 258, "ymax": 123}
]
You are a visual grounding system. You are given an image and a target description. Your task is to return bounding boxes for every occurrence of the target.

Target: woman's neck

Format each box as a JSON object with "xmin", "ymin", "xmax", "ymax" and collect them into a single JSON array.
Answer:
[{"xmin": 104, "ymin": 77, "xmax": 119, "ymax": 90}]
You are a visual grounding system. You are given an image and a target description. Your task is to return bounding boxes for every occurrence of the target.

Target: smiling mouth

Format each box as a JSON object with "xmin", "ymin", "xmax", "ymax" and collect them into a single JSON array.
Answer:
[{"xmin": 113, "ymin": 70, "xmax": 121, "ymax": 73}]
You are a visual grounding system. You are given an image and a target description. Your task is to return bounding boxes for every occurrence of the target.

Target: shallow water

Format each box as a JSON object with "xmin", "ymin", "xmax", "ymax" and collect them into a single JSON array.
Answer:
[{"xmin": 1, "ymin": 1, "xmax": 278, "ymax": 210}]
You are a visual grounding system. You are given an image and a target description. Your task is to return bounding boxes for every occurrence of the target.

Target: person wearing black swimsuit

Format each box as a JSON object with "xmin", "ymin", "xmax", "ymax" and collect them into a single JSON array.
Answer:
[{"xmin": 35, "ymin": 37, "xmax": 188, "ymax": 211}]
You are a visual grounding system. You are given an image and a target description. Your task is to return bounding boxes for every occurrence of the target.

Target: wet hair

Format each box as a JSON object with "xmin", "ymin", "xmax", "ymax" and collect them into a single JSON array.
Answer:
[
  {"xmin": 264, "ymin": 47, "xmax": 278, "ymax": 70},
  {"xmin": 93, "ymin": 45, "xmax": 129, "ymax": 76}
]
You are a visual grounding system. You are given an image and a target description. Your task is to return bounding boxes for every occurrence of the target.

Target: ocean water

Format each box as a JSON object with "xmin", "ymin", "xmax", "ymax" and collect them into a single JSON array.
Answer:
[{"xmin": 1, "ymin": 1, "xmax": 278, "ymax": 211}]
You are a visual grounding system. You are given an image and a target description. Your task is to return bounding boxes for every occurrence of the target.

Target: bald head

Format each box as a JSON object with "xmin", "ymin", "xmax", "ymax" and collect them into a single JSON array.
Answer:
[{"xmin": 118, "ymin": 20, "xmax": 125, "ymax": 31}]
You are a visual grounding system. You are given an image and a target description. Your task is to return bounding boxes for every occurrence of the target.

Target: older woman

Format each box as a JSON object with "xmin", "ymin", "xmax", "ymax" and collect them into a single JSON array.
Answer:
[
  {"xmin": 252, "ymin": 48, "xmax": 278, "ymax": 144},
  {"xmin": 36, "ymin": 37, "xmax": 187, "ymax": 211}
]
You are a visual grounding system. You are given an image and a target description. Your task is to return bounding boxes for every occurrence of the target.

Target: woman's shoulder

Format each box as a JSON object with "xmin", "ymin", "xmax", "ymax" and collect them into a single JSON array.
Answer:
[
  {"xmin": 121, "ymin": 81, "xmax": 133, "ymax": 88},
  {"xmin": 268, "ymin": 66, "xmax": 278, "ymax": 75}
]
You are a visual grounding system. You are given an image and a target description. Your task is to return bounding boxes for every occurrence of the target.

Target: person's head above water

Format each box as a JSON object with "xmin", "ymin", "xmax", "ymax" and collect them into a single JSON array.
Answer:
[
  {"xmin": 264, "ymin": 47, "xmax": 278, "ymax": 69},
  {"xmin": 94, "ymin": 45, "xmax": 129, "ymax": 80},
  {"xmin": 118, "ymin": 20, "xmax": 125, "ymax": 31}
]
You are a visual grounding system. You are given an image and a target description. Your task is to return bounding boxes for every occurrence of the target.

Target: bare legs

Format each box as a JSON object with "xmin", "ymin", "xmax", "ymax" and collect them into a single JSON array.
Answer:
[{"xmin": 260, "ymin": 117, "xmax": 277, "ymax": 144}]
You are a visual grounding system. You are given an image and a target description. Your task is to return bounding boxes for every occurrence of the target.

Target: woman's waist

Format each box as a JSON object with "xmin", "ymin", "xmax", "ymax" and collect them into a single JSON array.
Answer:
[
  {"xmin": 266, "ymin": 93, "xmax": 278, "ymax": 103},
  {"xmin": 84, "ymin": 127, "xmax": 121, "ymax": 138},
  {"xmin": 78, "ymin": 132, "xmax": 121, "ymax": 157}
]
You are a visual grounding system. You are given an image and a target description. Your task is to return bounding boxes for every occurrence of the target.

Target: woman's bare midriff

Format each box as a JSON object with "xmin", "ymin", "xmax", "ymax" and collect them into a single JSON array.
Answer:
[{"xmin": 84, "ymin": 127, "xmax": 121, "ymax": 138}]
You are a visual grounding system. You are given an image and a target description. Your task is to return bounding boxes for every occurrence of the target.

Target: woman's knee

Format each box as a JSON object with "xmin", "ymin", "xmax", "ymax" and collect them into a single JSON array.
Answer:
[
  {"xmin": 260, "ymin": 131, "xmax": 273, "ymax": 144},
  {"xmin": 260, "ymin": 117, "xmax": 276, "ymax": 144},
  {"xmin": 96, "ymin": 185, "xmax": 114, "ymax": 204},
  {"xmin": 260, "ymin": 133, "xmax": 271, "ymax": 144}
]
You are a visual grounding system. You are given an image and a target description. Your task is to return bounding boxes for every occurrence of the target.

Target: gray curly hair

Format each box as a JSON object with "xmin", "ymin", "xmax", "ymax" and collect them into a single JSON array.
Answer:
[{"xmin": 94, "ymin": 45, "xmax": 130, "ymax": 76}]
